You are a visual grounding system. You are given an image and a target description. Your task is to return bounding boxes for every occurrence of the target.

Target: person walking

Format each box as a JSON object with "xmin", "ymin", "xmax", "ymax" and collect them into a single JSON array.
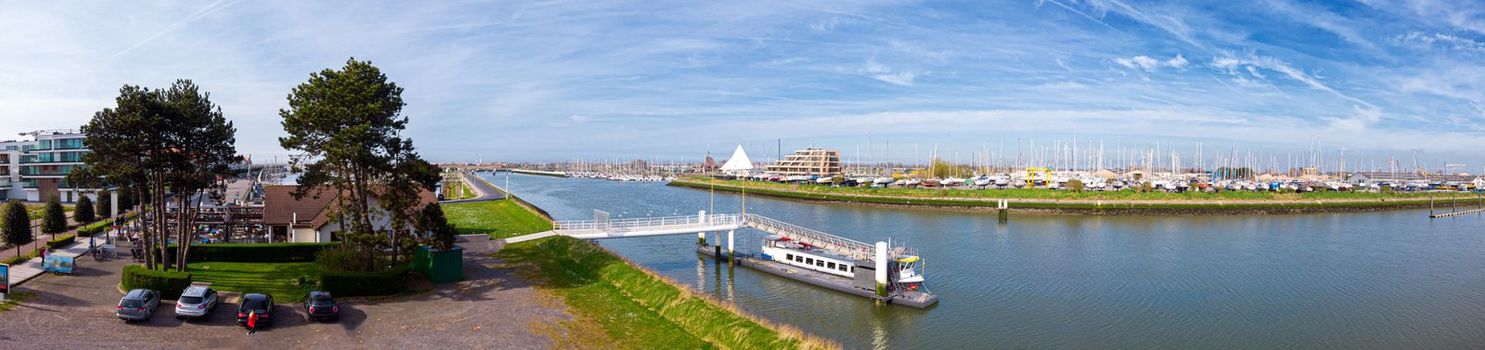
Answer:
[{"xmin": 246, "ymin": 310, "xmax": 258, "ymax": 335}]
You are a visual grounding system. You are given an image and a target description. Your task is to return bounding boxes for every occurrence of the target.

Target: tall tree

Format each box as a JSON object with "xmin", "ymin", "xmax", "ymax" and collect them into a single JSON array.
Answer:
[
  {"xmin": 94, "ymin": 189, "xmax": 112, "ymax": 218},
  {"xmin": 2, "ymin": 201, "xmax": 31, "ymax": 257},
  {"xmin": 74, "ymin": 195, "xmax": 96, "ymax": 224},
  {"xmin": 280, "ymin": 58, "xmax": 440, "ymax": 270},
  {"xmin": 42, "ymin": 198, "xmax": 67, "ymax": 234},
  {"xmin": 78, "ymin": 80, "xmax": 238, "ymax": 271}
]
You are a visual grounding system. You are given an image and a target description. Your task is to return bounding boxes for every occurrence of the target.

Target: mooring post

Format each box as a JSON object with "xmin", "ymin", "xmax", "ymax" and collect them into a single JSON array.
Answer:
[
  {"xmin": 997, "ymin": 200, "xmax": 1009, "ymax": 222},
  {"xmin": 874, "ymin": 241, "xmax": 889, "ymax": 301},
  {"xmin": 714, "ymin": 232, "xmax": 722, "ymax": 260},
  {"xmin": 697, "ymin": 210, "xmax": 707, "ymax": 246},
  {"xmin": 727, "ymin": 229, "xmax": 735, "ymax": 265}
]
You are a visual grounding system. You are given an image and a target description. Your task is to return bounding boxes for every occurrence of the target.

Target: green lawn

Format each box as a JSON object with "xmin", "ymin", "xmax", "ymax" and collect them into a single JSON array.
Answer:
[
  {"xmin": 444, "ymin": 199, "xmax": 552, "ymax": 239},
  {"xmin": 497, "ymin": 237, "xmax": 828, "ymax": 349},
  {"xmin": 187, "ymin": 262, "xmax": 321, "ymax": 301}
]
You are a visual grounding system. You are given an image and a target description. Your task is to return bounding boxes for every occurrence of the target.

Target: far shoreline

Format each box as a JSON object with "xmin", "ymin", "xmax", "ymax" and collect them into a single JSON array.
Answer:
[{"xmin": 668, "ymin": 177, "xmax": 1483, "ymax": 216}]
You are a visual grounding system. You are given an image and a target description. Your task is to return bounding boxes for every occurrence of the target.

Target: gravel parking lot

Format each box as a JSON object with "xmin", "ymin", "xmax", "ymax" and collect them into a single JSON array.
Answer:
[{"xmin": 0, "ymin": 236, "xmax": 570, "ymax": 349}]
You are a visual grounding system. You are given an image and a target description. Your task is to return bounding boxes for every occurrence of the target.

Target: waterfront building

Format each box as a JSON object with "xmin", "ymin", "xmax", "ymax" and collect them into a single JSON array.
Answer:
[
  {"xmin": 765, "ymin": 148, "xmax": 842, "ymax": 178},
  {"xmin": 262, "ymin": 185, "xmax": 437, "ymax": 243},
  {"xmin": 0, "ymin": 129, "xmax": 94, "ymax": 203}
]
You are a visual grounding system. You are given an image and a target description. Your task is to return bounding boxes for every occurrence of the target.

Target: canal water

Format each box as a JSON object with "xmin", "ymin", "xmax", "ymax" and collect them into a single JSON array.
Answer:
[{"xmin": 480, "ymin": 172, "xmax": 1485, "ymax": 349}]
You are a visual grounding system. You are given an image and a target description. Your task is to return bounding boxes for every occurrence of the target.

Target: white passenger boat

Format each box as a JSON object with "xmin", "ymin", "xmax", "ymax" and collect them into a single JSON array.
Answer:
[{"xmin": 759, "ymin": 236, "xmax": 927, "ymax": 292}]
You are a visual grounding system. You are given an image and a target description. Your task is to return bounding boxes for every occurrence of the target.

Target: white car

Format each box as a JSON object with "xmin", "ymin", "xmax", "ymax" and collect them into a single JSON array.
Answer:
[{"xmin": 174, "ymin": 285, "xmax": 219, "ymax": 320}]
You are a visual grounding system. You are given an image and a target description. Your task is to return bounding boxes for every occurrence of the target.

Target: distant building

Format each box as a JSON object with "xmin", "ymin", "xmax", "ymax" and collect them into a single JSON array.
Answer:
[
  {"xmin": 0, "ymin": 129, "xmax": 95, "ymax": 203},
  {"xmin": 262, "ymin": 185, "xmax": 438, "ymax": 243},
  {"xmin": 765, "ymin": 148, "xmax": 841, "ymax": 178}
]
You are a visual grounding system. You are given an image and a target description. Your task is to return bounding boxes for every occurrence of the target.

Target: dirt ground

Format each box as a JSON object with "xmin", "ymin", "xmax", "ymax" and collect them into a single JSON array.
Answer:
[{"xmin": 0, "ymin": 235, "xmax": 571, "ymax": 349}]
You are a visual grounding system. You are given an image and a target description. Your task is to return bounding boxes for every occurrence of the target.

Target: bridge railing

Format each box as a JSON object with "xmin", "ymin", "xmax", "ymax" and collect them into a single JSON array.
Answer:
[{"xmin": 554, "ymin": 214, "xmax": 743, "ymax": 232}]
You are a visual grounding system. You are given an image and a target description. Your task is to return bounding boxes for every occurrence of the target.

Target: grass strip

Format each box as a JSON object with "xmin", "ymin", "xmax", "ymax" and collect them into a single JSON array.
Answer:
[
  {"xmin": 187, "ymin": 261, "xmax": 321, "ymax": 301},
  {"xmin": 444, "ymin": 200, "xmax": 553, "ymax": 239},
  {"xmin": 498, "ymin": 236, "xmax": 835, "ymax": 350}
]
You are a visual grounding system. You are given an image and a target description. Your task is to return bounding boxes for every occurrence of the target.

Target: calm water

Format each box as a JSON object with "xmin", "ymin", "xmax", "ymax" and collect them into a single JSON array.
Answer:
[{"xmin": 481, "ymin": 172, "xmax": 1485, "ymax": 349}]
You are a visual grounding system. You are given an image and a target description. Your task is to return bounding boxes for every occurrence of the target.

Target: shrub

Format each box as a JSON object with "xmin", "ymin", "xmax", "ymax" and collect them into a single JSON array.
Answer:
[
  {"xmin": 314, "ymin": 243, "xmax": 375, "ymax": 272},
  {"xmin": 3, "ymin": 201, "xmax": 31, "ymax": 253},
  {"xmin": 74, "ymin": 195, "xmax": 95, "ymax": 224},
  {"xmin": 121, "ymin": 265, "xmax": 192, "ymax": 299},
  {"xmin": 42, "ymin": 198, "xmax": 67, "ymax": 234},
  {"xmin": 95, "ymin": 190, "xmax": 112, "ymax": 218},
  {"xmin": 1066, "ymin": 179, "xmax": 1085, "ymax": 192},
  {"xmin": 319, "ymin": 264, "xmax": 409, "ymax": 297}
]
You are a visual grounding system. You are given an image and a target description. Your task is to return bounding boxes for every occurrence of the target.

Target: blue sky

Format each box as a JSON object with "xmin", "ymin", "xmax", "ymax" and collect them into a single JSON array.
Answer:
[{"xmin": 1, "ymin": 0, "xmax": 1483, "ymax": 169}]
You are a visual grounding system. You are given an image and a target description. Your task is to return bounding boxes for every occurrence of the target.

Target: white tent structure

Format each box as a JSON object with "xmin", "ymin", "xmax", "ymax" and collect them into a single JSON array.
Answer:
[
  {"xmin": 719, "ymin": 145, "xmax": 754, "ymax": 173},
  {"xmin": 718, "ymin": 145, "xmax": 755, "ymax": 214}
]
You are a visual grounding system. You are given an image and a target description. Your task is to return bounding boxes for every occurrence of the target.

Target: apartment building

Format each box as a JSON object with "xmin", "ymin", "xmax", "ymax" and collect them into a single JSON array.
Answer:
[
  {"xmin": 0, "ymin": 129, "xmax": 94, "ymax": 203},
  {"xmin": 765, "ymin": 148, "xmax": 842, "ymax": 178}
]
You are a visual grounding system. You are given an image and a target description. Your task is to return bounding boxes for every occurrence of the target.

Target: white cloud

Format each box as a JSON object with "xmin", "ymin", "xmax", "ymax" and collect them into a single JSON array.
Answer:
[
  {"xmin": 1114, "ymin": 53, "xmax": 1186, "ymax": 72},
  {"xmin": 872, "ymin": 71, "xmax": 918, "ymax": 86},
  {"xmin": 1396, "ymin": 31, "xmax": 1485, "ymax": 54}
]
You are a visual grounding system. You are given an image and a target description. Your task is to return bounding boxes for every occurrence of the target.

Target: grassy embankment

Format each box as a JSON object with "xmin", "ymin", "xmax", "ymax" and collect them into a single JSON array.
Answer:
[
  {"xmin": 444, "ymin": 200, "xmax": 553, "ymax": 239},
  {"xmin": 187, "ymin": 262, "xmax": 320, "ymax": 301},
  {"xmin": 670, "ymin": 176, "xmax": 1485, "ymax": 212},
  {"xmin": 444, "ymin": 181, "xmax": 833, "ymax": 349},
  {"xmin": 499, "ymin": 237, "xmax": 835, "ymax": 350}
]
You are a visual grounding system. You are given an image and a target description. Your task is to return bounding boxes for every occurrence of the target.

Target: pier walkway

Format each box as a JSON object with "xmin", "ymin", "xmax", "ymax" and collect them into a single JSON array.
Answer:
[{"xmin": 511, "ymin": 212, "xmax": 880, "ymax": 261}]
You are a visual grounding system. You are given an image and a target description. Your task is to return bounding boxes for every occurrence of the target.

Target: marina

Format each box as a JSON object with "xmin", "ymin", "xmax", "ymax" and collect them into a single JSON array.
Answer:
[{"xmin": 486, "ymin": 171, "xmax": 1485, "ymax": 349}]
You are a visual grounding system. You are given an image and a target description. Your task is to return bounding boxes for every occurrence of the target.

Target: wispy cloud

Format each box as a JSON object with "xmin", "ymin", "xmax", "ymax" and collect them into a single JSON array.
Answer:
[{"xmin": 0, "ymin": 0, "xmax": 1482, "ymax": 164}]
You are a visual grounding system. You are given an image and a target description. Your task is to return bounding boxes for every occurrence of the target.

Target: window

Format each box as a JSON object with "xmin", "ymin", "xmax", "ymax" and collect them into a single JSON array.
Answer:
[
  {"xmin": 806, "ymin": 258, "xmax": 814, "ymax": 265},
  {"xmin": 786, "ymin": 254, "xmax": 793, "ymax": 261},
  {"xmin": 828, "ymin": 262, "xmax": 836, "ymax": 269},
  {"xmin": 839, "ymin": 265, "xmax": 848, "ymax": 272},
  {"xmin": 816, "ymin": 260, "xmax": 824, "ymax": 267}
]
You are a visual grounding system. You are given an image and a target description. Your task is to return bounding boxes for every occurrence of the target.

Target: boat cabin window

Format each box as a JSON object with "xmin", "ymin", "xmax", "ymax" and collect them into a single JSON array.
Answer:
[
  {"xmin": 806, "ymin": 258, "xmax": 814, "ymax": 265},
  {"xmin": 827, "ymin": 262, "xmax": 836, "ymax": 269},
  {"xmin": 839, "ymin": 265, "xmax": 849, "ymax": 272},
  {"xmin": 786, "ymin": 254, "xmax": 793, "ymax": 261},
  {"xmin": 816, "ymin": 260, "xmax": 824, "ymax": 267}
]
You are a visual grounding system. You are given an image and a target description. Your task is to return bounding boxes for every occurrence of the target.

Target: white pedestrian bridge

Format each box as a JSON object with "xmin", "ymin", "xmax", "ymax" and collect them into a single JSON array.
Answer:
[{"xmin": 506, "ymin": 211, "xmax": 881, "ymax": 262}]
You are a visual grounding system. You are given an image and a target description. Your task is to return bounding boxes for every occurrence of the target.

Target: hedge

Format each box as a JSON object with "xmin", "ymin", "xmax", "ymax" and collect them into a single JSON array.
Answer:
[
  {"xmin": 319, "ymin": 264, "xmax": 410, "ymax": 297},
  {"xmin": 77, "ymin": 220, "xmax": 111, "ymax": 237},
  {"xmin": 44, "ymin": 234, "xmax": 75, "ymax": 250},
  {"xmin": 76, "ymin": 212, "xmax": 138, "ymax": 237},
  {"xmin": 121, "ymin": 265, "xmax": 193, "ymax": 299},
  {"xmin": 160, "ymin": 242, "xmax": 338, "ymax": 263}
]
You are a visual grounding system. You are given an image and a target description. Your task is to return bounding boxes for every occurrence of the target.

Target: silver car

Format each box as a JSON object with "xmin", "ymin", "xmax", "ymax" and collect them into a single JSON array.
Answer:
[
  {"xmin": 174, "ymin": 286, "xmax": 219, "ymax": 319},
  {"xmin": 116, "ymin": 289, "xmax": 160, "ymax": 321}
]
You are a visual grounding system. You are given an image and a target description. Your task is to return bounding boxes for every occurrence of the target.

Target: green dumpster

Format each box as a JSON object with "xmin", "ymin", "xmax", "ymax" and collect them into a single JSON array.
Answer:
[{"xmin": 413, "ymin": 245, "xmax": 464, "ymax": 283}]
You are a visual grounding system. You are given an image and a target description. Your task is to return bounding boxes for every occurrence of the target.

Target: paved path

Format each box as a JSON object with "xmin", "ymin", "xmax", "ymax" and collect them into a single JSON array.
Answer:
[
  {"xmin": 0, "ymin": 234, "xmax": 573, "ymax": 349},
  {"xmin": 4, "ymin": 232, "xmax": 106, "ymax": 287},
  {"xmin": 442, "ymin": 172, "xmax": 505, "ymax": 204}
]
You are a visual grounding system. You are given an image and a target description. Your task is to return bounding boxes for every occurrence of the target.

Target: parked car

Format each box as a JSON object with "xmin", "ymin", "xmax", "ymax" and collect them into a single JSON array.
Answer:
[
  {"xmin": 303, "ymin": 291, "xmax": 339, "ymax": 321},
  {"xmin": 236, "ymin": 293, "xmax": 274, "ymax": 327},
  {"xmin": 116, "ymin": 289, "xmax": 161, "ymax": 322},
  {"xmin": 174, "ymin": 285, "xmax": 219, "ymax": 320}
]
